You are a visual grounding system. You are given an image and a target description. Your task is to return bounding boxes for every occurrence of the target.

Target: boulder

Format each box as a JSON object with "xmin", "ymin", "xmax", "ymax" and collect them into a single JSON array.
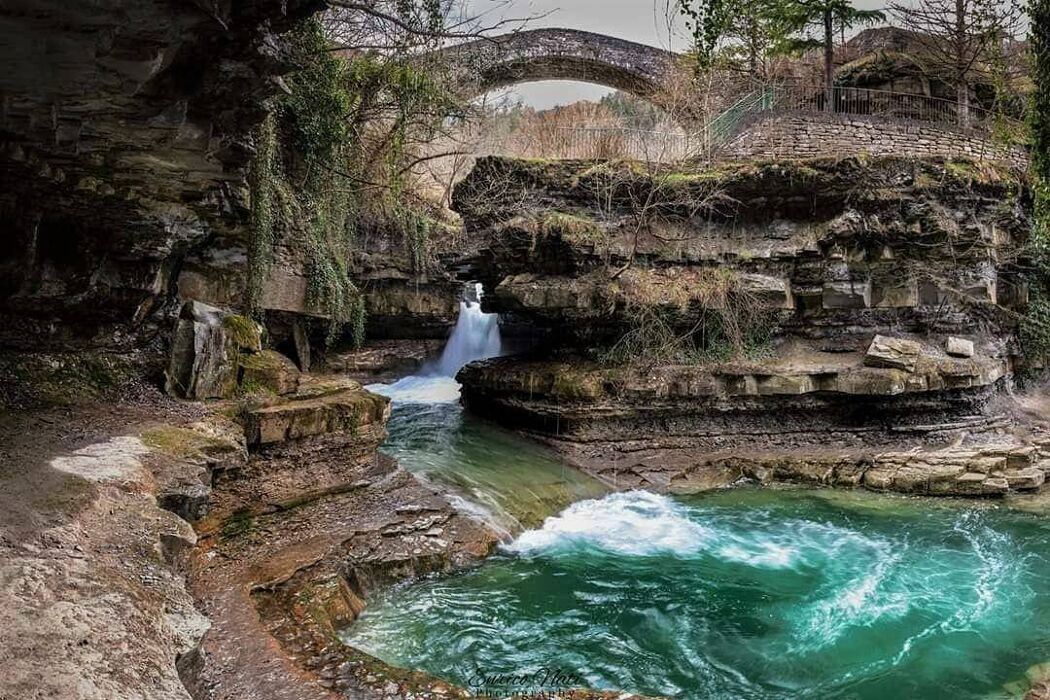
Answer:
[
  {"xmin": 946, "ymin": 336, "xmax": 975, "ymax": 358},
  {"xmin": 739, "ymin": 274, "xmax": 794, "ymax": 309},
  {"xmin": 863, "ymin": 335, "xmax": 922, "ymax": 372},
  {"xmin": 165, "ymin": 301, "xmax": 263, "ymax": 400},
  {"xmin": 238, "ymin": 350, "xmax": 301, "ymax": 396},
  {"xmin": 242, "ymin": 382, "xmax": 391, "ymax": 447}
]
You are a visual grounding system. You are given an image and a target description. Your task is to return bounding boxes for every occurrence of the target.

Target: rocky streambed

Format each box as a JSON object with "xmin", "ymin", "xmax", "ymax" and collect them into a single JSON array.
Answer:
[
  {"xmin": 7, "ymin": 332, "xmax": 1050, "ymax": 700},
  {"xmin": 5, "ymin": 153, "xmax": 1050, "ymax": 700}
]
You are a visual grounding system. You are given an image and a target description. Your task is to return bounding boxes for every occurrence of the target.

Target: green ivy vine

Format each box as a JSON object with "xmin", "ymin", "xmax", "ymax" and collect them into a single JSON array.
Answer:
[
  {"xmin": 245, "ymin": 15, "xmax": 459, "ymax": 349},
  {"xmin": 1021, "ymin": 0, "xmax": 1050, "ymax": 362}
]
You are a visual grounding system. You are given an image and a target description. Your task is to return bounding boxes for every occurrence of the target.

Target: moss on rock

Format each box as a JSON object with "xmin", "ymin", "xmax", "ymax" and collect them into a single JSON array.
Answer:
[{"xmin": 238, "ymin": 350, "xmax": 301, "ymax": 396}]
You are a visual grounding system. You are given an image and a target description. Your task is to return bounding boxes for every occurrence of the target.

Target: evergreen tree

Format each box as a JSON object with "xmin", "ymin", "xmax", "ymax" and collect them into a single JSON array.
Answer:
[{"xmin": 775, "ymin": 0, "xmax": 886, "ymax": 107}]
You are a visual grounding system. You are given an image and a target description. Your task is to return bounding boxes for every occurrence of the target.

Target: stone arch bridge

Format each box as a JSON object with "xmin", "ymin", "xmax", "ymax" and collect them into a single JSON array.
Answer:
[{"xmin": 431, "ymin": 28, "xmax": 684, "ymax": 107}]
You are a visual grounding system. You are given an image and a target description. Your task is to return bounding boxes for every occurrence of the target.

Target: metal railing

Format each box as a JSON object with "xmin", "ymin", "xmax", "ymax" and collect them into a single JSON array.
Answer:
[
  {"xmin": 700, "ymin": 81, "xmax": 1025, "ymax": 154},
  {"xmin": 470, "ymin": 84, "xmax": 1024, "ymax": 165},
  {"xmin": 768, "ymin": 83, "xmax": 1010, "ymax": 128}
]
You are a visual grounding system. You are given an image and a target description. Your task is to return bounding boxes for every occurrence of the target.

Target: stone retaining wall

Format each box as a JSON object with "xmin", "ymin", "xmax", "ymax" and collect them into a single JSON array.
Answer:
[{"xmin": 725, "ymin": 112, "xmax": 1028, "ymax": 168}]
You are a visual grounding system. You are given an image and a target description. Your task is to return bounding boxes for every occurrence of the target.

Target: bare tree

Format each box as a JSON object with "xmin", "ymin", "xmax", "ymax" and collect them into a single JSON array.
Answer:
[{"xmin": 890, "ymin": 0, "xmax": 1026, "ymax": 125}]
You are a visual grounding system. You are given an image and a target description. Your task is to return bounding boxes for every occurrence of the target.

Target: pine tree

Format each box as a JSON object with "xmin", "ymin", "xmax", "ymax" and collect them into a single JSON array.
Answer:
[{"xmin": 775, "ymin": 0, "xmax": 886, "ymax": 109}]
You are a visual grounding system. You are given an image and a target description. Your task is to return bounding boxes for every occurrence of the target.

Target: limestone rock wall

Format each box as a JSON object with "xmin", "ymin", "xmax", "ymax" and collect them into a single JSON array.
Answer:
[
  {"xmin": 450, "ymin": 155, "xmax": 1033, "ymax": 452},
  {"xmin": 452, "ymin": 155, "xmax": 1030, "ymax": 347}
]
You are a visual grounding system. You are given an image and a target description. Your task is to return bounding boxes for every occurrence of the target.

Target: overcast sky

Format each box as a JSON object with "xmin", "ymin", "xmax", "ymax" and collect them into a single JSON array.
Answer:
[{"xmin": 464, "ymin": 0, "xmax": 890, "ymax": 108}]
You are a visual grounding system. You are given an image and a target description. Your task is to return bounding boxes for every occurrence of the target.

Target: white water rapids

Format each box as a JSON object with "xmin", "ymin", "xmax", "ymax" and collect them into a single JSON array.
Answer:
[{"xmin": 368, "ymin": 283, "xmax": 501, "ymax": 404}]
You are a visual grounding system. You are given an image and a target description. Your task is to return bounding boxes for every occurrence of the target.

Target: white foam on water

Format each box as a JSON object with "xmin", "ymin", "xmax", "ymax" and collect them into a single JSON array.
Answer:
[
  {"xmin": 717, "ymin": 541, "xmax": 799, "ymax": 569},
  {"xmin": 506, "ymin": 491, "xmax": 715, "ymax": 557},
  {"xmin": 505, "ymin": 492, "xmax": 911, "ymax": 581},
  {"xmin": 367, "ymin": 375, "xmax": 462, "ymax": 404},
  {"xmin": 791, "ymin": 533, "xmax": 908, "ymax": 651}
]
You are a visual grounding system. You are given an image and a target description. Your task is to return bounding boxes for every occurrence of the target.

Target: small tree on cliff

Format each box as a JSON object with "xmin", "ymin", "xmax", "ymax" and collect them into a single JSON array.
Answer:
[
  {"xmin": 890, "ymin": 0, "xmax": 1026, "ymax": 126},
  {"xmin": 774, "ymin": 0, "xmax": 886, "ymax": 108}
]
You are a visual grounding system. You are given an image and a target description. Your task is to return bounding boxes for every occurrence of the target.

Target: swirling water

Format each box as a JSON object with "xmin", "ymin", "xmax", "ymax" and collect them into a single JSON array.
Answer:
[
  {"xmin": 344, "ymin": 488, "xmax": 1050, "ymax": 699},
  {"xmin": 357, "ymin": 287, "xmax": 1050, "ymax": 698}
]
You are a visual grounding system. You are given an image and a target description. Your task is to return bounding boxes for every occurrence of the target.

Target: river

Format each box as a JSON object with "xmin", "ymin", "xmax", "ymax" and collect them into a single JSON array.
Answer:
[{"xmin": 354, "ymin": 289, "xmax": 1050, "ymax": 699}]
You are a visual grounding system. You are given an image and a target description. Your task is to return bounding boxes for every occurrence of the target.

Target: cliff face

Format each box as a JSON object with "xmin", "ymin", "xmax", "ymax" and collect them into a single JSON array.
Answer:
[
  {"xmin": 451, "ymin": 156, "xmax": 1039, "ymax": 493},
  {"xmin": 452, "ymin": 156, "xmax": 1029, "ymax": 346},
  {"xmin": 0, "ymin": 0, "xmax": 322, "ymax": 350}
]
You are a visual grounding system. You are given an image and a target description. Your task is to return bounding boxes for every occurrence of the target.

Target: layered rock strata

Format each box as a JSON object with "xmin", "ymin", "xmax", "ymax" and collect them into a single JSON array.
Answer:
[
  {"xmin": 0, "ymin": 0, "xmax": 323, "ymax": 349},
  {"xmin": 452, "ymin": 155, "xmax": 1037, "ymax": 493}
]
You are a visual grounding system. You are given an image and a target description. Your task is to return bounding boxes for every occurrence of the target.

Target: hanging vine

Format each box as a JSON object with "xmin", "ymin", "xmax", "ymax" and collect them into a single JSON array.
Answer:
[
  {"xmin": 1021, "ymin": 0, "xmax": 1050, "ymax": 361},
  {"xmin": 247, "ymin": 111, "xmax": 278, "ymax": 312},
  {"xmin": 244, "ymin": 11, "xmax": 460, "ymax": 349}
]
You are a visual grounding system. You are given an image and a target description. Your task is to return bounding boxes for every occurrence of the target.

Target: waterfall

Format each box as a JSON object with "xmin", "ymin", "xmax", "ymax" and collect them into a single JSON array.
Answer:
[
  {"xmin": 367, "ymin": 283, "xmax": 501, "ymax": 403},
  {"xmin": 431, "ymin": 284, "xmax": 502, "ymax": 378}
]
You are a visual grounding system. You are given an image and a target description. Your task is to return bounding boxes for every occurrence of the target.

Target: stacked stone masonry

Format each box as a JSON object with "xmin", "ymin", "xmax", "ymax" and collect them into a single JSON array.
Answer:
[{"xmin": 726, "ymin": 113, "xmax": 1028, "ymax": 168}]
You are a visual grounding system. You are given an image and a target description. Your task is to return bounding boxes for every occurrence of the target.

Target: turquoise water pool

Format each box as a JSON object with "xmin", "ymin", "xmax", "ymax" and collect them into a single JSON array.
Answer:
[{"xmin": 344, "ymin": 487, "xmax": 1050, "ymax": 699}]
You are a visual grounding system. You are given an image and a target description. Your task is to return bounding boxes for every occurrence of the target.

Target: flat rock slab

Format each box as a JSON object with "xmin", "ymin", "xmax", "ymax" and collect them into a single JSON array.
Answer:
[
  {"xmin": 947, "ymin": 336, "xmax": 975, "ymax": 358},
  {"xmin": 864, "ymin": 334, "xmax": 923, "ymax": 372}
]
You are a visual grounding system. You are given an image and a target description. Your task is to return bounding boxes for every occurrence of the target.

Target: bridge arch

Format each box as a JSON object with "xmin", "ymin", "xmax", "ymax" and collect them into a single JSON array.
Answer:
[{"xmin": 434, "ymin": 29, "xmax": 682, "ymax": 107}]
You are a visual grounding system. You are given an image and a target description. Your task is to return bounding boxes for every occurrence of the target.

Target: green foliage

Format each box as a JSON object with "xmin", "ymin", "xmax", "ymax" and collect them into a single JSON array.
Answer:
[
  {"xmin": 678, "ymin": 0, "xmax": 736, "ymax": 68},
  {"xmin": 248, "ymin": 111, "xmax": 278, "ymax": 311},
  {"xmin": 282, "ymin": 21, "xmax": 352, "ymax": 163},
  {"xmin": 677, "ymin": 0, "xmax": 883, "ymax": 75},
  {"xmin": 1021, "ymin": 0, "xmax": 1050, "ymax": 361},
  {"xmin": 244, "ymin": 14, "xmax": 461, "ymax": 348},
  {"xmin": 773, "ymin": 0, "xmax": 886, "ymax": 46}
]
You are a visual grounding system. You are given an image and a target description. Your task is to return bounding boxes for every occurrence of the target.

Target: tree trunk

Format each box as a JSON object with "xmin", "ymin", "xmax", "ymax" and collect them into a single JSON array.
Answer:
[
  {"xmin": 748, "ymin": 17, "xmax": 758, "ymax": 77},
  {"xmin": 955, "ymin": 0, "xmax": 970, "ymax": 126},
  {"xmin": 957, "ymin": 79, "xmax": 970, "ymax": 127},
  {"xmin": 824, "ymin": 9, "xmax": 834, "ymax": 112}
]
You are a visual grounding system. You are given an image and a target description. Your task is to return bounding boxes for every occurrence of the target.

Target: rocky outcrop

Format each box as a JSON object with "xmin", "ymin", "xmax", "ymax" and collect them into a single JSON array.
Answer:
[
  {"xmin": 182, "ymin": 371, "xmax": 507, "ymax": 700},
  {"xmin": 452, "ymin": 156, "xmax": 1029, "ymax": 346},
  {"xmin": 459, "ymin": 339, "xmax": 1009, "ymax": 446},
  {"xmin": 176, "ymin": 240, "xmax": 463, "ymax": 350},
  {"xmin": 241, "ymin": 378, "xmax": 389, "ymax": 448},
  {"xmin": 166, "ymin": 301, "xmax": 262, "ymax": 399},
  {"xmin": 549, "ymin": 433, "xmax": 1050, "ymax": 497},
  {"xmin": 323, "ymin": 339, "xmax": 443, "ymax": 382},
  {"xmin": 451, "ymin": 155, "xmax": 1035, "ymax": 492},
  {"xmin": 0, "ymin": 0, "xmax": 322, "ymax": 350}
]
